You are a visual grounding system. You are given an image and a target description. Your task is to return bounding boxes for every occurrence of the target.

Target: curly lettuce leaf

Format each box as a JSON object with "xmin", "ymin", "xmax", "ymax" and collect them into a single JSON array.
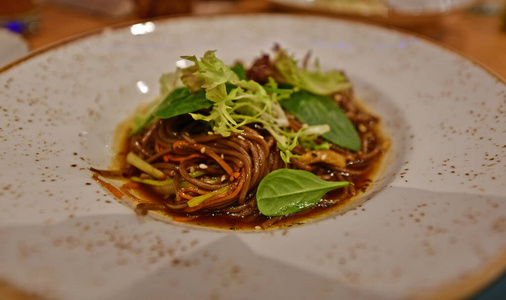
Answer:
[
  {"xmin": 130, "ymin": 48, "xmax": 355, "ymax": 161},
  {"xmin": 180, "ymin": 50, "xmax": 240, "ymax": 99},
  {"xmin": 181, "ymin": 51, "xmax": 327, "ymax": 162},
  {"xmin": 273, "ymin": 48, "xmax": 351, "ymax": 96},
  {"xmin": 159, "ymin": 69, "xmax": 184, "ymax": 96}
]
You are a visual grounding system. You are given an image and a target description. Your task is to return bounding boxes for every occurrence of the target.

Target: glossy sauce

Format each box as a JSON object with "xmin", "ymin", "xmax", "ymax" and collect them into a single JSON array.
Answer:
[{"xmin": 107, "ymin": 110, "xmax": 388, "ymax": 231}]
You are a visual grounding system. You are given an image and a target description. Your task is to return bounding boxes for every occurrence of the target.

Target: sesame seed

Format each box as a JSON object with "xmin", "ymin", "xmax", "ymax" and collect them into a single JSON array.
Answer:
[{"xmin": 199, "ymin": 164, "xmax": 208, "ymax": 169}]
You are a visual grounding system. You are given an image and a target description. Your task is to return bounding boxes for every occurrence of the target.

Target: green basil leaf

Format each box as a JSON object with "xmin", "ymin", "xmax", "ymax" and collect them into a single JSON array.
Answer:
[
  {"xmin": 256, "ymin": 169, "xmax": 350, "ymax": 217},
  {"xmin": 230, "ymin": 64, "xmax": 246, "ymax": 80},
  {"xmin": 153, "ymin": 87, "xmax": 212, "ymax": 119},
  {"xmin": 281, "ymin": 90, "xmax": 362, "ymax": 151},
  {"xmin": 130, "ymin": 103, "xmax": 157, "ymax": 136}
]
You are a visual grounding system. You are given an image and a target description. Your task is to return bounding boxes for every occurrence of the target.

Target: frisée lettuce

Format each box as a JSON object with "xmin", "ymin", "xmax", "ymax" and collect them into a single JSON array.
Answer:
[{"xmin": 130, "ymin": 47, "xmax": 361, "ymax": 163}]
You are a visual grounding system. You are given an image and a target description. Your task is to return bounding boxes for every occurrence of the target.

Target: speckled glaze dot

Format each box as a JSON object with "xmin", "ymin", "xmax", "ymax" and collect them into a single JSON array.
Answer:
[{"xmin": 0, "ymin": 14, "xmax": 505, "ymax": 300}]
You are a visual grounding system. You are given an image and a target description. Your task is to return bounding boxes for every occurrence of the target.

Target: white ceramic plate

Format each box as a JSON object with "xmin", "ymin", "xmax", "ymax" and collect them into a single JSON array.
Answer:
[
  {"xmin": 0, "ymin": 28, "xmax": 29, "ymax": 68},
  {"xmin": 0, "ymin": 14, "xmax": 505, "ymax": 300}
]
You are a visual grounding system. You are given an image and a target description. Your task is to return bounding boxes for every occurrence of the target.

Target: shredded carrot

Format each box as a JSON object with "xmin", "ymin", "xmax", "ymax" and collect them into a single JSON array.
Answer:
[
  {"xmin": 172, "ymin": 140, "xmax": 235, "ymax": 178},
  {"xmin": 155, "ymin": 141, "xmax": 165, "ymax": 153},
  {"xmin": 120, "ymin": 185, "xmax": 143, "ymax": 202},
  {"xmin": 92, "ymin": 174, "xmax": 124, "ymax": 198},
  {"xmin": 205, "ymin": 171, "xmax": 245, "ymax": 206},
  {"xmin": 172, "ymin": 140, "xmax": 191, "ymax": 153},
  {"xmin": 179, "ymin": 192, "xmax": 193, "ymax": 200},
  {"xmin": 164, "ymin": 153, "xmax": 204, "ymax": 162},
  {"xmin": 122, "ymin": 182, "xmax": 142, "ymax": 189},
  {"xmin": 173, "ymin": 215, "xmax": 200, "ymax": 222},
  {"xmin": 204, "ymin": 150, "xmax": 234, "ymax": 178}
]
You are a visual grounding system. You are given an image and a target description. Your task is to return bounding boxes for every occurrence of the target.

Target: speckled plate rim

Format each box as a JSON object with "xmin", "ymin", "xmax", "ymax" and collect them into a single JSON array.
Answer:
[
  {"xmin": 0, "ymin": 28, "xmax": 30, "ymax": 69},
  {"xmin": 0, "ymin": 13, "xmax": 505, "ymax": 300},
  {"xmin": 2, "ymin": 11, "xmax": 503, "ymax": 82}
]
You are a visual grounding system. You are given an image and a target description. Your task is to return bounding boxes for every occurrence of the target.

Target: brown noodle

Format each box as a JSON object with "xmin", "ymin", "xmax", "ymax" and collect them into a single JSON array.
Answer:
[
  {"xmin": 116, "ymin": 83, "xmax": 388, "ymax": 229},
  {"xmin": 96, "ymin": 49, "xmax": 391, "ymax": 229}
]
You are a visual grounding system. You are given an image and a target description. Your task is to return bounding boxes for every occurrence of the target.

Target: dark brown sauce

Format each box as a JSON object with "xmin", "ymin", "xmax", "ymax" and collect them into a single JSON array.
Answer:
[
  {"xmin": 108, "ymin": 106, "xmax": 389, "ymax": 231},
  {"xmin": 128, "ymin": 173, "xmax": 373, "ymax": 231}
]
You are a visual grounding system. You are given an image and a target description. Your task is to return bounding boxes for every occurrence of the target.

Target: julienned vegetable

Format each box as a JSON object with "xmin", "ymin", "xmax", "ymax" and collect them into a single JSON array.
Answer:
[
  {"xmin": 132, "ymin": 49, "xmax": 360, "ymax": 162},
  {"xmin": 187, "ymin": 186, "xmax": 230, "ymax": 208},
  {"xmin": 126, "ymin": 152, "xmax": 166, "ymax": 180},
  {"xmin": 95, "ymin": 46, "xmax": 389, "ymax": 229},
  {"xmin": 132, "ymin": 49, "xmax": 358, "ymax": 215}
]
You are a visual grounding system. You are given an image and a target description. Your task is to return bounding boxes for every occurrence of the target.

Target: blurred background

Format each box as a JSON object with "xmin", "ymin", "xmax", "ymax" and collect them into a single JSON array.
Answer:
[{"xmin": 0, "ymin": 0, "xmax": 505, "ymax": 78}]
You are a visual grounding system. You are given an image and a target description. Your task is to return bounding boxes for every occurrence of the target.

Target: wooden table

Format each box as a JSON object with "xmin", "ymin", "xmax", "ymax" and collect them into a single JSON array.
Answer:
[{"xmin": 24, "ymin": 0, "xmax": 506, "ymax": 79}]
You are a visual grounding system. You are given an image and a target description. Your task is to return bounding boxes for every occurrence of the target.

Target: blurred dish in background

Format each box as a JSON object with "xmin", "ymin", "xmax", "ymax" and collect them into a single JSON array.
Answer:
[
  {"xmin": 271, "ymin": 0, "xmax": 391, "ymax": 17},
  {"xmin": 0, "ymin": 0, "xmax": 39, "ymax": 35},
  {"xmin": 135, "ymin": 0, "xmax": 193, "ymax": 17},
  {"xmin": 268, "ymin": 0, "xmax": 477, "ymax": 25},
  {"xmin": 0, "ymin": 28, "xmax": 29, "ymax": 69},
  {"xmin": 44, "ymin": 0, "xmax": 192, "ymax": 18},
  {"xmin": 383, "ymin": 0, "xmax": 476, "ymax": 14},
  {"xmin": 44, "ymin": 0, "xmax": 136, "ymax": 17}
]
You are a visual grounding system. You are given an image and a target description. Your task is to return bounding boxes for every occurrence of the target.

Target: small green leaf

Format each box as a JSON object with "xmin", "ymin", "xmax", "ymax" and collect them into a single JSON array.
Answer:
[
  {"xmin": 153, "ymin": 87, "xmax": 212, "ymax": 119},
  {"xmin": 273, "ymin": 48, "xmax": 351, "ymax": 95},
  {"xmin": 230, "ymin": 64, "xmax": 246, "ymax": 80},
  {"xmin": 130, "ymin": 101, "xmax": 158, "ymax": 136},
  {"xmin": 180, "ymin": 50, "xmax": 240, "ymax": 93},
  {"xmin": 256, "ymin": 169, "xmax": 350, "ymax": 216},
  {"xmin": 281, "ymin": 90, "xmax": 362, "ymax": 151}
]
